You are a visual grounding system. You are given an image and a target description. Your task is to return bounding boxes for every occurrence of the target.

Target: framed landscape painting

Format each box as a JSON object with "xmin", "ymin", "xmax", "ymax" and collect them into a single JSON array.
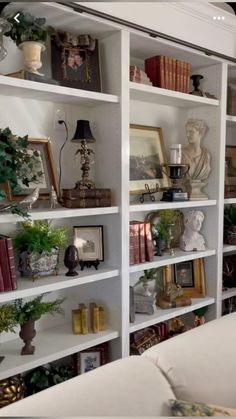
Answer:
[{"xmin": 129, "ymin": 124, "xmax": 170, "ymax": 194}]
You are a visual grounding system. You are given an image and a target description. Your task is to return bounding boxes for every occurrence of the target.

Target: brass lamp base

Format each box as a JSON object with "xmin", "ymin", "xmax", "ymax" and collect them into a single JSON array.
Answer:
[{"xmin": 75, "ymin": 179, "xmax": 95, "ymax": 190}]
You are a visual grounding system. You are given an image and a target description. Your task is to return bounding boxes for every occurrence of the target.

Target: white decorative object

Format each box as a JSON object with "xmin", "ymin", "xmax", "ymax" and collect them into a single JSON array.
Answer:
[
  {"xmin": 180, "ymin": 210, "xmax": 206, "ymax": 251},
  {"xmin": 20, "ymin": 187, "xmax": 39, "ymax": 210},
  {"xmin": 170, "ymin": 144, "xmax": 182, "ymax": 164},
  {"xmin": 182, "ymin": 119, "xmax": 211, "ymax": 200},
  {"xmin": 50, "ymin": 186, "xmax": 58, "ymax": 209},
  {"xmin": 19, "ymin": 41, "xmax": 46, "ymax": 74}
]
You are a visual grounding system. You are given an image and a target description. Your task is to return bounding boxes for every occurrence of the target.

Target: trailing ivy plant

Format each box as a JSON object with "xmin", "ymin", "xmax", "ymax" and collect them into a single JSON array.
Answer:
[{"xmin": 0, "ymin": 127, "xmax": 43, "ymax": 200}]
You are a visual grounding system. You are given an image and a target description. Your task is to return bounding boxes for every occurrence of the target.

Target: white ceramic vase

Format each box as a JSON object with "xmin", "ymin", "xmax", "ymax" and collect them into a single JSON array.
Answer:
[{"xmin": 18, "ymin": 41, "xmax": 46, "ymax": 74}]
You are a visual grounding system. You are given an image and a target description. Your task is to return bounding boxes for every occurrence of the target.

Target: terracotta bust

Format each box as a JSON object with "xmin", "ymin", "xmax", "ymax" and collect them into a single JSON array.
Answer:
[
  {"xmin": 182, "ymin": 118, "xmax": 211, "ymax": 181},
  {"xmin": 180, "ymin": 210, "xmax": 206, "ymax": 251}
]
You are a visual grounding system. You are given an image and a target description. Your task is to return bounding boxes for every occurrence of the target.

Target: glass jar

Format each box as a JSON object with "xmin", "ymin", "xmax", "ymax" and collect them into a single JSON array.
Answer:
[{"xmin": 170, "ymin": 144, "xmax": 182, "ymax": 164}]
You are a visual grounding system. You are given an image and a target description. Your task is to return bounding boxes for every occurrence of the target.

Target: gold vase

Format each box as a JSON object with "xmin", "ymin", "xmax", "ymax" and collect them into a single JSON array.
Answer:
[{"xmin": 0, "ymin": 375, "xmax": 25, "ymax": 408}]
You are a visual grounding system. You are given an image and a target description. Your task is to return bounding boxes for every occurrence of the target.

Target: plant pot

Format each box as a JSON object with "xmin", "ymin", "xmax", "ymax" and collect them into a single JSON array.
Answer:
[
  {"xmin": 155, "ymin": 239, "xmax": 166, "ymax": 256},
  {"xmin": 19, "ymin": 248, "xmax": 59, "ymax": 280},
  {"xmin": 18, "ymin": 41, "xmax": 46, "ymax": 74},
  {"xmin": 19, "ymin": 320, "xmax": 36, "ymax": 355},
  {"xmin": 0, "ymin": 375, "xmax": 25, "ymax": 407}
]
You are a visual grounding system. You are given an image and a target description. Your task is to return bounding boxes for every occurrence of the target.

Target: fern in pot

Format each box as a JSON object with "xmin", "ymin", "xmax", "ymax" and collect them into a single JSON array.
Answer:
[{"xmin": 14, "ymin": 220, "xmax": 68, "ymax": 280}]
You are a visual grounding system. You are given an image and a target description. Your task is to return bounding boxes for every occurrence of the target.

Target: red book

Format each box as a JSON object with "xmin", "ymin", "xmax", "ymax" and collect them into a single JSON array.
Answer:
[
  {"xmin": 0, "ymin": 235, "xmax": 17, "ymax": 290},
  {"xmin": 129, "ymin": 224, "xmax": 135, "ymax": 266},
  {"xmin": 0, "ymin": 265, "xmax": 4, "ymax": 292},
  {"xmin": 172, "ymin": 58, "xmax": 177, "ymax": 91},
  {"xmin": 0, "ymin": 237, "xmax": 12, "ymax": 292},
  {"xmin": 145, "ymin": 55, "xmax": 165, "ymax": 88},
  {"xmin": 176, "ymin": 60, "xmax": 181, "ymax": 92},
  {"xmin": 144, "ymin": 222, "xmax": 154, "ymax": 262},
  {"xmin": 164, "ymin": 56, "xmax": 169, "ymax": 90},
  {"xmin": 130, "ymin": 222, "xmax": 140, "ymax": 264},
  {"xmin": 186, "ymin": 62, "xmax": 191, "ymax": 93},
  {"xmin": 139, "ymin": 222, "xmax": 146, "ymax": 263}
]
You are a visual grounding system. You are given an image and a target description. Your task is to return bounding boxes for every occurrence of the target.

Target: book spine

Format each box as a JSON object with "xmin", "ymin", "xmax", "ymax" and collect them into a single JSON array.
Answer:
[
  {"xmin": 144, "ymin": 222, "xmax": 154, "ymax": 262},
  {"xmin": 139, "ymin": 222, "xmax": 146, "ymax": 263},
  {"xmin": 176, "ymin": 60, "xmax": 181, "ymax": 92},
  {"xmin": 0, "ymin": 265, "xmax": 4, "ymax": 292},
  {"xmin": 179, "ymin": 60, "xmax": 184, "ymax": 93},
  {"xmin": 0, "ymin": 238, "xmax": 12, "ymax": 292},
  {"xmin": 72, "ymin": 309, "xmax": 82, "ymax": 334},
  {"xmin": 130, "ymin": 222, "xmax": 140, "ymax": 264},
  {"xmin": 168, "ymin": 57, "xmax": 173, "ymax": 90},
  {"xmin": 172, "ymin": 58, "xmax": 177, "ymax": 91},
  {"xmin": 62, "ymin": 197, "xmax": 111, "ymax": 208},
  {"xmin": 98, "ymin": 306, "xmax": 105, "ymax": 331},
  {"xmin": 145, "ymin": 55, "xmax": 164, "ymax": 88},
  {"xmin": 62, "ymin": 189, "xmax": 111, "ymax": 199},
  {"xmin": 186, "ymin": 62, "xmax": 191, "ymax": 93},
  {"xmin": 129, "ymin": 224, "xmax": 135, "ymax": 265},
  {"xmin": 164, "ymin": 56, "xmax": 169, "ymax": 89},
  {"xmin": 5, "ymin": 237, "xmax": 17, "ymax": 290}
]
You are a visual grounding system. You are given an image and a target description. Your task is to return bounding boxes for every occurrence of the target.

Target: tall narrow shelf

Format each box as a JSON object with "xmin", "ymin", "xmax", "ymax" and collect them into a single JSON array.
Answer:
[
  {"xmin": 130, "ymin": 200, "xmax": 217, "ymax": 213},
  {"xmin": 222, "ymin": 288, "xmax": 236, "ymax": 300}
]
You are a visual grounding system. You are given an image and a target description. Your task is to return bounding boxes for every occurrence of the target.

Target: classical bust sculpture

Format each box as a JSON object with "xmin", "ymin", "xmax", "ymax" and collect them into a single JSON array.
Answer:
[
  {"xmin": 182, "ymin": 119, "xmax": 211, "ymax": 200},
  {"xmin": 180, "ymin": 210, "xmax": 206, "ymax": 251}
]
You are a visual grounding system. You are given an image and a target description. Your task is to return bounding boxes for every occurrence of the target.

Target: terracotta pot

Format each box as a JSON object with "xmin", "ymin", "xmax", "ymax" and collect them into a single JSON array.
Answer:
[
  {"xmin": 18, "ymin": 41, "xmax": 45, "ymax": 74},
  {"xmin": 19, "ymin": 320, "xmax": 36, "ymax": 355}
]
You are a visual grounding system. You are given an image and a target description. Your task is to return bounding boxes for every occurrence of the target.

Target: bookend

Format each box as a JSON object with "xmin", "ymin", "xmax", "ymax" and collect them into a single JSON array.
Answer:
[
  {"xmin": 139, "ymin": 183, "xmax": 159, "ymax": 203},
  {"xmin": 79, "ymin": 259, "xmax": 100, "ymax": 270}
]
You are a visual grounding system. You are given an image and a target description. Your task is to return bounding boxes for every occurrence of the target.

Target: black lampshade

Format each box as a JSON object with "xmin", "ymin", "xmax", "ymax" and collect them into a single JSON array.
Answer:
[{"xmin": 71, "ymin": 120, "xmax": 95, "ymax": 143}]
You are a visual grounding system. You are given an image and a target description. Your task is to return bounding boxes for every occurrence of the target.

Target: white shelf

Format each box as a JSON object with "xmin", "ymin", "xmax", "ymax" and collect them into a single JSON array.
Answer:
[
  {"xmin": 129, "ymin": 297, "xmax": 215, "ymax": 333},
  {"xmin": 130, "ymin": 200, "xmax": 217, "ymax": 212},
  {"xmin": 130, "ymin": 82, "xmax": 220, "ymax": 108},
  {"xmin": 222, "ymin": 288, "xmax": 236, "ymax": 300},
  {"xmin": 0, "ymin": 266, "xmax": 119, "ymax": 303},
  {"xmin": 0, "ymin": 206, "xmax": 119, "ymax": 224},
  {"xmin": 0, "ymin": 324, "xmax": 119, "ymax": 380},
  {"xmin": 0, "ymin": 76, "xmax": 119, "ymax": 106},
  {"xmin": 223, "ymin": 244, "xmax": 236, "ymax": 254},
  {"xmin": 224, "ymin": 198, "xmax": 236, "ymax": 205},
  {"xmin": 226, "ymin": 115, "xmax": 236, "ymax": 126},
  {"xmin": 129, "ymin": 248, "xmax": 216, "ymax": 273}
]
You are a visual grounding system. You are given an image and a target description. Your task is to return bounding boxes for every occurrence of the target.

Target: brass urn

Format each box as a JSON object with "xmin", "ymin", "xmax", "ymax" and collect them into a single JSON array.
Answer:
[{"xmin": 0, "ymin": 374, "xmax": 25, "ymax": 408}]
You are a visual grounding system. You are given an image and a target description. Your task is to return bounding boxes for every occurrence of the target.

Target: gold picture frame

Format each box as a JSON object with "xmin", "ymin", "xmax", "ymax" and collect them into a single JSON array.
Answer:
[
  {"xmin": 13, "ymin": 138, "xmax": 58, "ymax": 201},
  {"xmin": 174, "ymin": 258, "xmax": 205, "ymax": 298},
  {"xmin": 129, "ymin": 124, "xmax": 170, "ymax": 195}
]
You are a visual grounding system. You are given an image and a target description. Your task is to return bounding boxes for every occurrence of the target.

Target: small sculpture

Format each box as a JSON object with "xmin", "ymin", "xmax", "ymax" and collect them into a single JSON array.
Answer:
[
  {"xmin": 50, "ymin": 186, "xmax": 58, "ymax": 209},
  {"xmin": 64, "ymin": 245, "xmax": 79, "ymax": 276},
  {"xmin": 19, "ymin": 187, "xmax": 39, "ymax": 210},
  {"xmin": 182, "ymin": 119, "xmax": 211, "ymax": 200},
  {"xmin": 180, "ymin": 210, "xmax": 206, "ymax": 251}
]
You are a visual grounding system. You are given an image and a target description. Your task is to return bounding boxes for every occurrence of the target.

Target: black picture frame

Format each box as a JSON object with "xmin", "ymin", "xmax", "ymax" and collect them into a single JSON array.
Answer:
[
  {"xmin": 73, "ymin": 225, "xmax": 104, "ymax": 262},
  {"xmin": 51, "ymin": 38, "xmax": 101, "ymax": 92},
  {"xmin": 174, "ymin": 261, "xmax": 194, "ymax": 288}
]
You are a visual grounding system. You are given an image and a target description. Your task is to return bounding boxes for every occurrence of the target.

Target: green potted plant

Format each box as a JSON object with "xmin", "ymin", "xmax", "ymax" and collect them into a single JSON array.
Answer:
[
  {"xmin": 4, "ymin": 11, "xmax": 54, "ymax": 74},
  {"xmin": 0, "ymin": 127, "xmax": 43, "ymax": 215},
  {"xmin": 134, "ymin": 268, "xmax": 162, "ymax": 296},
  {"xmin": 0, "ymin": 304, "xmax": 17, "ymax": 363},
  {"xmin": 151, "ymin": 210, "xmax": 179, "ymax": 256},
  {"xmin": 14, "ymin": 294, "xmax": 65, "ymax": 355},
  {"xmin": 14, "ymin": 220, "xmax": 68, "ymax": 279},
  {"xmin": 24, "ymin": 363, "xmax": 74, "ymax": 395},
  {"xmin": 224, "ymin": 205, "xmax": 236, "ymax": 244}
]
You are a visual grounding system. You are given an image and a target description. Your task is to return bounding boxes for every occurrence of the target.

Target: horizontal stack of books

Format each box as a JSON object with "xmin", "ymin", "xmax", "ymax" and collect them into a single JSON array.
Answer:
[
  {"xmin": 61, "ymin": 188, "xmax": 111, "ymax": 208},
  {"xmin": 145, "ymin": 55, "xmax": 191, "ymax": 93},
  {"xmin": 0, "ymin": 235, "xmax": 17, "ymax": 292},
  {"xmin": 129, "ymin": 221, "xmax": 154, "ymax": 265},
  {"xmin": 130, "ymin": 65, "xmax": 153, "ymax": 86}
]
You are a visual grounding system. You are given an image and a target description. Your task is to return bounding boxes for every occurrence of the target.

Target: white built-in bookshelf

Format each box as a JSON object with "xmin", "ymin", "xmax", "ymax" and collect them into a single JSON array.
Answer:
[{"xmin": 0, "ymin": 0, "xmax": 235, "ymax": 385}]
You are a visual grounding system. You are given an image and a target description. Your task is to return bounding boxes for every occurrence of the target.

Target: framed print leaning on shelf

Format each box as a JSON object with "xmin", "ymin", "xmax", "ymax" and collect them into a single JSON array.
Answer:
[
  {"xmin": 13, "ymin": 138, "xmax": 58, "ymax": 201},
  {"xmin": 174, "ymin": 258, "xmax": 205, "ymax": 298},
  {"xmin": 74, "ymin": 225, "xmax": 104, "ymax": 261},
  {"xmin": 73, "ymin": 343, "xmax": 109, "ymax": 375},
  {"xmin": 129, "ymin": 124, "xmax": 170, "ymax": 194},
  {"xmin": 225, "ymin": 146, "xmax": 236, "ymax": 198}
]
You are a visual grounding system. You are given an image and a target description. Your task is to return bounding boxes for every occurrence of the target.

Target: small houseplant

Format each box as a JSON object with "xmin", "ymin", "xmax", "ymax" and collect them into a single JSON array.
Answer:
[
  {"xmin": 14, "ymin": 294, "xmax": 65, "ymax": 355},
  {"xmin": 151, "ymin": 210, "xmax": 180, "ymax": 255},
  {"xmin": 14, "ymin": 220, "xmax": 68, "ymax": 279},
  {"xmin": 4, "ymin": 11, "xmax": 54, "ymax": 74},
  {"xmin": 224, "ymin": 205, "xmax": 236, "ymax": 244},
  {"xmin": 0, "ymin": 304, "xmax": 17, "ymax": 363}
]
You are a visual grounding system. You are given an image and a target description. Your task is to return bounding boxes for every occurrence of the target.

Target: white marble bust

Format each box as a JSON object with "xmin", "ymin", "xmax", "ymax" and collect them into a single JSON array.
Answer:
[
  {"xmin": 182, "ymin": 119, "xmax": 211, "ymax": 181},
  {"xmin": 180, "ymin": 210, "xmax": 206, "ymax": 251}
]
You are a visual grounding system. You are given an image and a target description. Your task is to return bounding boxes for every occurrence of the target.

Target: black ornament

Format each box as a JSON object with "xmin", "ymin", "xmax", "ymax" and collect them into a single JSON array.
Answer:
[{"xmin": 64, "ymin": 245, "xmax": 79, "ymax": 276}]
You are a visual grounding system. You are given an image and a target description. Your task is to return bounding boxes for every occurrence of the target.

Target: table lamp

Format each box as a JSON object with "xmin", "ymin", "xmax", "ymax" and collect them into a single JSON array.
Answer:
[{"xmin": 71, "ymin": 120, "xmax": 96, "ymax": 189}]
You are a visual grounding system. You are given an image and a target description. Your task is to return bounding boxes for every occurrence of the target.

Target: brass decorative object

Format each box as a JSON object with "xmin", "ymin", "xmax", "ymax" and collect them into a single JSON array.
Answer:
[{"xmin": 0, "ymin": 375, "xmax": 25, "ymax": 408}]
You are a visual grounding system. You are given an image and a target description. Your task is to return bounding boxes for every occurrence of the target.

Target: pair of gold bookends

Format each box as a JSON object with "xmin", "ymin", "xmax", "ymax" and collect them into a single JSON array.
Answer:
[{"xmin": 72, "ymin": 302, "xmax": 105, "ymax": 334}]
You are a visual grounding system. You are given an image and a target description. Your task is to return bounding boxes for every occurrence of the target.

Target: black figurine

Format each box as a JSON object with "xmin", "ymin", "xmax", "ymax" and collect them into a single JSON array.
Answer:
[{"xmin": 64, "ymin": 245, "xmax": 79, "ymax": 276}]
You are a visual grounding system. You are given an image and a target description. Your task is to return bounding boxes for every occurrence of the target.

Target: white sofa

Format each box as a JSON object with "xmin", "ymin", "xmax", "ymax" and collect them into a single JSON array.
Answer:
[{"xmin": 1, "ymin": 313, "xmax": 236, "ymax": 417}]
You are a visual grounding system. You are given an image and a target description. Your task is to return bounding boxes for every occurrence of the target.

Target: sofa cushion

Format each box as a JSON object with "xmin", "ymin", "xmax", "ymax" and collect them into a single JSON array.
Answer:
[
  {"xmin": 0, "ymin": 356, "xmax": 175, "ymax": 417},
  {"xmin": 143, "ymin": 313, "xmax": 236, "ymax": 408},
  {"xmin": 170, "ymin": 399, "xmax": 236, "ymax": 416}
]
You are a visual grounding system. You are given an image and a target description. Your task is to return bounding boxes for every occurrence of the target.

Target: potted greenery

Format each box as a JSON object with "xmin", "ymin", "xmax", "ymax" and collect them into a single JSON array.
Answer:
[
  {"xmin": 151, "ymin": 210, "xmax": 179, "ymax": 256},
  {"xmin": 224, "ymin": 205, "xmax": 236, "ymax": 244},
  {"xmin": 134, "ymin": 268, "xmax": 163, "ymax": 296},
  {"xmin": 14, "ymin": 220, "xmax": 68, "ymax": 279},
  {"xmin": 0, "ymin": 304, "xmax": 17, "ymax": 363},
  {"xmin": 4, "ymin": 11, "xmax": 54, "ymax": 74},
  {"xmin": 24, "ymin": 363, "xmax": 74, "ymax": 395},
  {"xmin": 0, "ymin": 127, "xmax": 43, "ymax": 214},
  {"xmin": 14, "ymin": 294, "xmax": 65, "ymax": 355}
]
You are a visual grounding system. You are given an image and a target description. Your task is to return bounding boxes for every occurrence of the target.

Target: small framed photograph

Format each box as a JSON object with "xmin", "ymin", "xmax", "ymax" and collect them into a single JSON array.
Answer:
[
  {"xmin": 174, "ymin": 258, "xmax": 205, "ymax": 298},
  {"xmin": 129, "ymin": 124, "xmax": 170, "ymax": 195},
  {"xmin": 80, "ymin": 351, "xmax": 101, "ymax": 374},
  {"xmin": 73, "ymin": 343, "xmax": 109, "ymax": 375},
  {"xmin": 51, "ymin": 35, "xmax": 101, "ymax": 92},
  {"xmin": 74, "ymin": 226, "xmax": 104, "ymax": 261},
  {"xmin": 13, "ymin": 138, "xmax": 58, "ymax": 201}
]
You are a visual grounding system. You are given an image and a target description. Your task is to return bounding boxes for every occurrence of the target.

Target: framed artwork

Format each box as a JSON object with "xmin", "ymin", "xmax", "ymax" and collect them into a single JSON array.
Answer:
[
  {"xmin": 174, "ymin": 258, "xmax": 205, "ymax": 298},
  {"xmin": 73, "ymin": 343, "xmax": 109, "ymax": 375},
  {"xmin": 13, "ymin": 138, "xmax": 58, "ymax": 201},
  {"xmin": 51, "ymin": 37, "xmax": 101, "ymax": 92},
  {"xmin": 225, "ymin": 146, "xmax": 236, "ymax": 198},
  {"xmin": 129, "ymin": 124, "xmax": 170, "ymax": 195},
  {"xmin": 74, "ymin": 225, "xmax": 104, "ymax": 261}
]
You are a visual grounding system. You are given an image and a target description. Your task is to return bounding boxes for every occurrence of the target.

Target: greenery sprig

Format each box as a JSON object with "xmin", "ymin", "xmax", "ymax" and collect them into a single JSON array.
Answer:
[
  {"xmin": 13, "ymin": 294, "xmax": 65, "ymax": 325},
  {"xmin": 0, "ymin": 304, "xmax": 17, "ymax": 333}
]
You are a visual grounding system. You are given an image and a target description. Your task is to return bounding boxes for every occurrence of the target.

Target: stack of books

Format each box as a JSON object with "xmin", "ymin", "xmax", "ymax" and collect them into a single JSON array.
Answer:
[
  {"xmin": 145, "ymin": 55, "xmax": 191, "ymax": 93},
  {"xmin": 0, "ymin": 235, "xmax": 17, "ymax": 292},
  {"xmin": 61, "ymin": 188, "xmax": 111, "ymax": 208},
  {"xmin": 129, "ymin": 221, "xmax": 154, "ymax": 265},
  {"xmin": 130, "ymin": 65, "xmax": 153, "ymax": 85}
]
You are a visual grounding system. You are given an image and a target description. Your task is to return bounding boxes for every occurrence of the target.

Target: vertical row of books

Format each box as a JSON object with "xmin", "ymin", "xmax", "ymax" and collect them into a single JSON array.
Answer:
[
  {"xmin": 0, "ymin": 235, "xmax": 17, "ymax": 292},
  {"xmin": 129, "ymin": 221, "xmax": 154, "ymax": 265},
  {"xmin": 145, "ymin": 55, "xmax": 191, "ymax": 93}
]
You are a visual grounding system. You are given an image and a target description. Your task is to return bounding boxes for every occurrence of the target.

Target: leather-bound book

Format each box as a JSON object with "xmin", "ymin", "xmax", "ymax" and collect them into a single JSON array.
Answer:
[
  {"xmin": 0, "ymin": 235, "xmax": 17, "ymax": 290},
  {"xmin": 0, "ymin": 237, "xmax": 12, "ymax": 292}
]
